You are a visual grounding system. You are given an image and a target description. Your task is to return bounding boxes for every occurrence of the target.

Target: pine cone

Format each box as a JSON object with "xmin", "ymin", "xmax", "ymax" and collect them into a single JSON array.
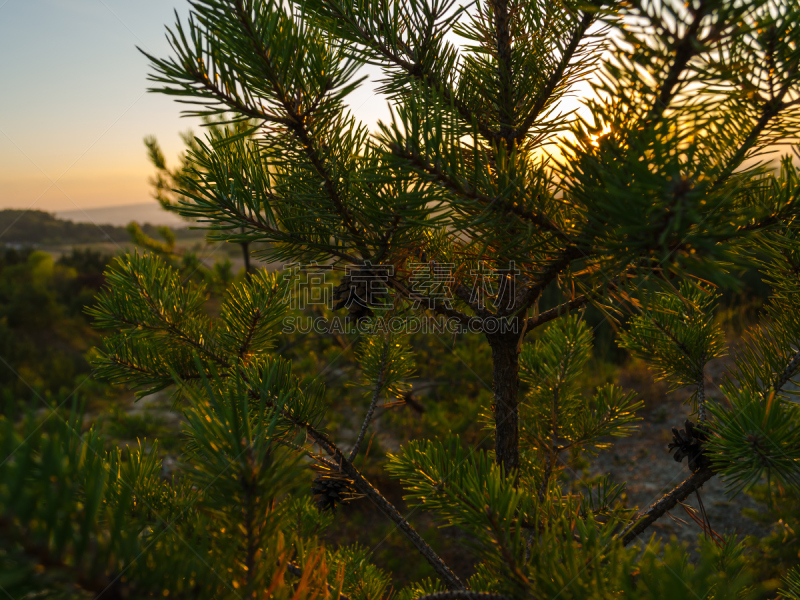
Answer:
[
  {"xmin": 311, "ymin": 466, "xmax": 361, "ymax": 512},
  {"xmin": 668, "ymin": 419, "xmax": 711, "ymax": 472},
  {"xmin": 332, "ymin": 270, "xmax": 389, "ymax": 324}
]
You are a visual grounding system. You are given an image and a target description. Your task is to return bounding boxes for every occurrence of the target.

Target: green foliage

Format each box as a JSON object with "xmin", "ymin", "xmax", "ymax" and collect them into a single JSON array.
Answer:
[
  {"xmin": 388, "ymin": 436, "xmax": 531, "ymax": 534},
  {"xmin": 624, "ymin": 536, "xmax": 758, "ymax": 600},
  {"xmin": 126, "ymin": 221, "xmax": 177, "ymax": 255},
  {"xmin": 519, "ymin": 316, "xmax": 642, "ymax": 486},
  {"xmin": 354, "ymin": 332, "xmax": 415, "ymax": 401},
  {"xmin": 0, "ymin": 389, "xmax": 392, "ymax": 599},
  {"xmin": 619, "ymin": 282, "xmax": 725, "ymax": 417},
  {"xmin": 11, "ymin": 0, "xmax": 800, "ymax": 594},
  {"xmin": 698, "ymin": 225, "xmax": 800, "ymax": 495},
  {"xmin": 0, "ymin": 247, "xmax": 113, "ymax": 406},
  {"xmin": 708, "ymin": 387, "xmax": 800, "ymax": 495},
  {"xmin": 89, "ymin": 252, "xmax": 289, "ymax": 398},
  {"xmin": 143, "ymin": 117, "xmax": 259, "ymax": 279},
  {"xmin": 561, "ymin": 0, "xmax": 800, "ymax": 286},
  {"xmin": 611, "ymin": 250, "xmax": 800, "ymax": 500},
  {"xmin": 780, "ymin": 567, "xmax": 800, "ymax": 599},
  {"xmin": 388, "ymin": 436, "xmax": 759, "ymax": 599},
  {"xmin": 104, "ymin": 405, "xmax": 168, "ymax": 442},
  {"xmin": 742, "ymin": 483, "xmax": 800, "ymax": 588},
  {"xmin": 728, "ymin": 208, "xmax": 800, "ymax": 400}
]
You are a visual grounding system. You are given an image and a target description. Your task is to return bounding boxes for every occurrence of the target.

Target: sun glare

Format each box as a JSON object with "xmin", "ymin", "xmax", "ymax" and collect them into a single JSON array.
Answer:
[{"xmin": 589, "ymin": 123, "xmax": 613, "ymax": 147}]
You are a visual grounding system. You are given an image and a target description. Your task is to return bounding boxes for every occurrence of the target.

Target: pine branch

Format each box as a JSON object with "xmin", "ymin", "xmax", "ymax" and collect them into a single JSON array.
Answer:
[
  {"xmin": 772, "ymin": 347, "xmax": 800, "ymax": 395},
  {"xmin": 241, "ymin": 385, "xmax": 465, "ymax": 590},
  {"xmin": 0, "ymin": 515, "xmax": 127, "ymax": 600},
  {"xmin": 483, "ymin": 510, "xmax": 529, "ymax": 586},
  {"xmin": 645, "ymin": 6, "xmax": 710, "ymax": 123},
  {"xmin": 414, "ymin": 592, "xmax": 511, "ymax": 600},
  {"xmin": 311, "ymin": 2, "xmax": 501, "ymax": 144},
  {"xmin": 619, "ymin": 464, "xmax": 715, "ymax": 546},
  {"xmin": 274, "ymin": 438, "xmax": 335, "ymax": 465},
  {"xmin": 425, "ymin": 476, "xmax": 529, "ymax": 584},
  {"xmin": 389, "ymin": 144, "xmax": 568, "ymax": 239},
  {"xmin": 421, "ymin": 76, "xmax": 502, "ymax": 146},
  {"xmin": 733, "ymin": 211, "xmax": 794, "ymax": 237},
  {"xmin": 537, "ymin": 351, "xmax": 572, "ymax": 501},
  {"xmin": 238, "ymin": 309, "xmax": 263, "ymax": 360},
  {"xmin": 514, "ymin": 12, "xmax": 595, "ymax": 142},
  {"xmin": 538, "ymin": 384, "xmax": 559, "ymax": 503},
  {"xmin": 514, "ymin": 245, "xmax": 586, "ymax": 314},
  {"xmin": 106, "ymin": 356, "xmax": 202, "ymax": 381},
  {"xmin": 307, "ymin": 426, "xmax": 466, "ymax": 590},
  {"xmin": 711, "ymin": 88, "xmax": 792, "ymax": 191},
  {"xmin": 523, "ymin": 276, "xmax": 620, "ymax": 334},
  {"xmin": 231, "ymin": 0, "xmax": 369, "ymax": 254},
  {"xmin": 179, "ymin": 187, "xmax": 361, "ymax": 264},
  {"xmin": 349, "ymin": 342, "xmax": 390, "ymax": 462},
  {"xmin": 453, "ymin": 282, "xmax": 492, "ymax": 318},
  {"xmin": 128, "ymin": 271, "xmax": 232, "ymax": 369},
  {"xmin": 140, "ymin": 42, "xmax": 290, "ymax": 127},
  {"xmin": 491, "ymin": 0, "xmax": 514, "ymax": 150},
  {"xmin": 243, "ymin": 474, "xmax": 258, "ymax": 592},
  {"xmin": 389, "ymin": 276, "xmax": 474, "ymax": 326}
]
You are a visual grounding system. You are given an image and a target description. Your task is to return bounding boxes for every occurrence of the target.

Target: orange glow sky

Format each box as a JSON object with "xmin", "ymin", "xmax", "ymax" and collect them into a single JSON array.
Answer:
[
  {"xmin": 0, "ymin": 0, "xmax": 394, "ymax": 215},
  {"xmin": 3, "ymin": 2, "xmax": 791, "ymax": 219}
]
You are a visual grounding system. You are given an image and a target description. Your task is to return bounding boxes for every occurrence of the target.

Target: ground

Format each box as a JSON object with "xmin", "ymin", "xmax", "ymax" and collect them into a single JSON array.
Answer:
[{"xmin": 597, "ymin": 355, "xmax": 768, "ymax": 550}]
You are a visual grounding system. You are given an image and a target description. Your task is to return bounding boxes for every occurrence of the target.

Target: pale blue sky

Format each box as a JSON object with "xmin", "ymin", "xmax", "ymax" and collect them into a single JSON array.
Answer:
[{"xmin": 0, "ymin": 0, "xmax": 388, "ymax": 212}]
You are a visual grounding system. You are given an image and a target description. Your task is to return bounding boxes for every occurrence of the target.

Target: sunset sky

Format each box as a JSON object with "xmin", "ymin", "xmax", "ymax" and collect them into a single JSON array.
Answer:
[
  {"xmin": 0, "ymin": 0, "xmax": 388, "ymax": 214},
  {"xmin": 2, "ymin": 1, "xmax": 792, "ymax": 222}
]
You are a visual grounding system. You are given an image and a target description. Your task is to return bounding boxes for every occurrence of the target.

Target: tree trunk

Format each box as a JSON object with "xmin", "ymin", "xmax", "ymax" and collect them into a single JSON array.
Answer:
[
  {"xmin": 241, "ymin": 240, "xmax": 252, "ymax": 278},
  {"xmin": 488, "ymin": 330, "xmax": 520, "ymax": 474}
]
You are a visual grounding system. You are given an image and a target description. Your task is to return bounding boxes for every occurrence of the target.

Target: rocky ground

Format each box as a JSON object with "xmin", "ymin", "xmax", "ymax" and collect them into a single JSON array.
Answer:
[{"xmin": 596, "ymin": 355, "xmax": 768, "ymax": 550}]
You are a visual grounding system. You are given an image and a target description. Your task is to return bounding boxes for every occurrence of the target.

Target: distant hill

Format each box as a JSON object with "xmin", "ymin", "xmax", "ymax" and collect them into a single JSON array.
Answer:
[
  {"xmin": 0, "ymin": 209, "xmax": 167, "ymax": 246},
  {"xmin": 55, "ymin": 202, "xmax": 187, "ymax": 227}
]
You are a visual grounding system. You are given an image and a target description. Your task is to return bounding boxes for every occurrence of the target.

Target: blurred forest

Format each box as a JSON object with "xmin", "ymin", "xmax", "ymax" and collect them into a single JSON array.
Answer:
[{"xmin": 0, "ymin": 210, "xmax": 166, "ymax": 246}]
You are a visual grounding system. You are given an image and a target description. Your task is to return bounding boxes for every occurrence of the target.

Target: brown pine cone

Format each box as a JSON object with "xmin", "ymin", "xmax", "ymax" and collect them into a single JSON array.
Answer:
[{"xmin": 668, "ymin": 419, "xmax": 711, "ymax": 472}]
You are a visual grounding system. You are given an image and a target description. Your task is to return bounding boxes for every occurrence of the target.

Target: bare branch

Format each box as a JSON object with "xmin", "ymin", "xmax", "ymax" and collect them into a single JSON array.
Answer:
[
  {"xmin": 619, "ymin": 464, "xmax": 715, "ymax": 546},
  {"xmin": 524, "ymin": 295, "xmax": 590, "ymax": 334},
  {"xmin": 696, "ymin": 374, "xmax": 707, "ymax": 422},
  {"xmin": 303, "ymin": 425, "xmax": 466, "ymax": 590},
  {"xmin": 349, "ymin": 341, "xmax": 390, "ymax": 461},
  {"xmin": 253, "ymin": 386, "xmax": 465, "ymax": 590},
  {"xmin": 514, "ymin": 245, "xmax": 586, "ymax": 314}
]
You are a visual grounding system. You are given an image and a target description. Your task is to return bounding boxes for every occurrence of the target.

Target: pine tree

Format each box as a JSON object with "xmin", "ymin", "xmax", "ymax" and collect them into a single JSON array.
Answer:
[
  {"xmin": 4, "ymin": 0, "xmax": 800, "ymax": 596},
  {"xmin": 142, "ymin": 117, "xmax": 258, "ymax": 275}
]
